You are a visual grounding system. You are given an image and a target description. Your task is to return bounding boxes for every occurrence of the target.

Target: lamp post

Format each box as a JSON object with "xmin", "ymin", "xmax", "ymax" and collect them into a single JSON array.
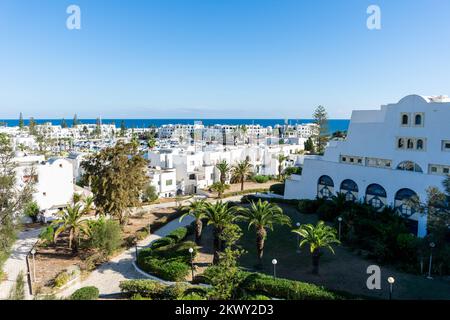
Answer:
[
  {"xmin": 295, "ymin": 222, "xmax": 301, "ymax": 253},
  {"xmin": 189, "ymin": 248, "xmax": 195, "ymax": 281},
  {"xmin": 30, "ymin": 248, "xmax": 36, "ymax": 282},
  {"xmin": 337, "ymin": 217, "xmax": 343, "ymax": 241},
  {"xmin": 387, "ymin": 277, "xmax": 395, "ymax": 300},
  {"xmin": 272, "ymin": 259, "xmax": 277, "ymax": 278},
  {"xmin": 427, "ymin": 242, "xmax": 435, "ymax": 280}
]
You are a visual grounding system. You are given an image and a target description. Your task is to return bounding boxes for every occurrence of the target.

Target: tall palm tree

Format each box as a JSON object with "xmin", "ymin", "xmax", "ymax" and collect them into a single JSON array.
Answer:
[
  {"xmin": 232, "ymin": 159, "xmax": 253, "ymax": 191},
  {"xmin": 237, "ymin": 200, "xmax": 291, "ymax": 264},
  {"xmin": 52, "ymin": 204, "xmax": 89, "ymax": 252},
  {"xmin": 215, "ymin": 160, "xmax": 230, "ymax": 184},
  {"xmin": 180, "ymin": 199, "xmax": 207, "ymax": 244},
  {"xmin": 210, "ymin": 181, "xmax": 230, "ymax": 198},
  {"xmin": 292, "ymin": 221, "xmax": 340, "ymax": 274},
  {"xmin": 277, "ymin": 154, "xmax": 289, "ymax": 181},
  {"xmin": 443, "ymin": 176, "xmax": 450, "ymax": 196},
  {"xmin": 203, "ymin": 201, "xmax": 237, "ymax": 264}
]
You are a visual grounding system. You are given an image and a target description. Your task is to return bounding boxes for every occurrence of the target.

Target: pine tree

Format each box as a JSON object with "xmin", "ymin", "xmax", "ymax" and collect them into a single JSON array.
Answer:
[
  {"xmin": 313, "ymin": 105, "xmax": 329, "ymax": 154},
  {"xmin": 61, "ymin": 118, "xmax": 68, "ymax": 128},
  {"xmin": 18, "ymin": 113, "xmax": 24, "ymax": 130},
  {"xmin": 120, "ymin": 120, "xmax": 126, "ymax": 137},
  {"xmin": 73, "ymin": 114, "xmax": 78, "ymax": 128},
  {"xmin": 29, "ymin": 117, "xmax": 37, "ymax": 135}
]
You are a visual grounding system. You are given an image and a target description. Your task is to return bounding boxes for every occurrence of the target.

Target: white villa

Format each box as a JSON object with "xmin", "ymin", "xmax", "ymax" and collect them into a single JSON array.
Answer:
[{"xmin": 284, "ymin": 94, "xmax": 450, "ymax": 237}]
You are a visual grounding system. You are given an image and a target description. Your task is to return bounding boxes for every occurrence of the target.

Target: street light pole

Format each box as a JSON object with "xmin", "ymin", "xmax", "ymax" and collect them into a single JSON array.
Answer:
[
  {"xmin": 387, "ymin": 277, "xmax": 395, "ymax": 300},
  {"xmin": 295, "ymin": 222, "xmax": 301, "ymax": 253},
  {"xmin": 189, "ymin": 248, "xmax": 195, "ymax": 281},
  {"xmin": 427, "ymin": 242, "xmax": 435, "ymax": 280},
  {"xmin": 272, "ymin": 259, "xmax": 277, "ymax": 279},
  {"xmin": 30, "ymin": 248, "xmax": 36, "ymax": 283},
  {"xmin": 337, "ymin": 217, "xmax": 343, "ymax": 241}
]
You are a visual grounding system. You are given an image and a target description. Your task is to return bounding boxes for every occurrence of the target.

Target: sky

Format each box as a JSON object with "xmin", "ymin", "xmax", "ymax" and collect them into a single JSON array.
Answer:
[{"xmin": 1, "ymin": 0, "xmax": 449, "ymax": 119}]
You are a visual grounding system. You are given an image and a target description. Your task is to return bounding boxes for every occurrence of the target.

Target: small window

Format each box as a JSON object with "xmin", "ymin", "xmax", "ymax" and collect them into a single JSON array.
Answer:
[
  {"xmin": 444, "ymin": 168, "xmax": 449, "ymax": 174},
  {"xmin": 398, "ymin": 138, "xmax": 404, "ymax": 149},
  {"xmin": 401, "ymin": 114, "xmax": 409, "ymax": 125},
  {"xmin": 350, "ymin": 158, "xmax": 354, "ymax": 163},
  {"xmin": 407, "ymin": 139, "xmax": 414, "ymax": 149},
  {"xmin": 165, "ymin": 179, "xmax": 173, "ymax": 186},
  {"xmin": 431, "ymin": 167, "xmax": 437, "ymax": 173},
  {"xmin": 417, "ymin": 139, "xmax": 424, "ymax": 150},
  {"xmin": 357, "ymin": 159, "xmax": 362, "ymax": 164},
  {"xmin": 342, "ymin": 157, "xmax": 347, "ymax": 162},
  {"xmin": 415, "ymin": 114, "xmax": 423, "ymax": 126},
  {"xmin": 443, "ymin": 141, "xmax": 450, "ymax": 151}
]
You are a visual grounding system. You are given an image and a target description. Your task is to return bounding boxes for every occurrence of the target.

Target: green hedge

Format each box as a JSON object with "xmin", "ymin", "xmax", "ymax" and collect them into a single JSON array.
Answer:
[
  {"xmin": 120, "ymin": 280, "xmax": 166, "ymax": 298},
  {"xmin": 70, "ymin": 286, "xmax": 99, "ymax": 300},
  {"xmin": 139, "ymin": 257, "xmax": 190, "ymax": 281},
  {"xmin": 120, "ymin": 280, "xmax": 207, "ymax": 300},
  {"xmin": 240, "ymin": 273, "xmax": 340, "ymax": 300}
]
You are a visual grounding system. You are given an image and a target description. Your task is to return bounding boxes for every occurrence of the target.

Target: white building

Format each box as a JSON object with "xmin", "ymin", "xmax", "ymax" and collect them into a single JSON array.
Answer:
[
  {"xmin": 285, "ymin": 94, "xmax": 450, "ymax": 237},
  {"xmin": 14, "ymin": 154, "xmax": 74, "ymax": 221}
]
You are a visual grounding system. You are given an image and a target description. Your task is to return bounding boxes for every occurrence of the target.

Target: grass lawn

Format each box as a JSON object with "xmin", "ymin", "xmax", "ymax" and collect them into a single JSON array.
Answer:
[{"xmin": 236, "ymin": 203, "xmax": 450, "ymax": 300}]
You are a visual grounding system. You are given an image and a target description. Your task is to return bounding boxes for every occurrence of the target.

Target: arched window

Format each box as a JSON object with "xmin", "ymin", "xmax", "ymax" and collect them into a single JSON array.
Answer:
[
  {"xmin": 340, "ymin": 179, "xmax": 359, "ymax": 202},
  {"xmin": 395, "ymin": 188, "xmax": 418, "ymax": 217},
  {"xmin": 407, "ymin": 139, "xmax": 414, "ymax": 149},
  {"xmin": 415, "ymin": 114, "xmax": 422, "ymax": 125},
  {"xmin": 398, "ymin": 138, "xmax": 404, "ymax": 149},
  {"xmin": 402, "ymin": 114, "xmax": 409, "ymax": 125},
  {"xmin": 365, "ymin": 184, "xmax": 387, "ymax": 209},
  {"xmin": 416, "ymin": 139, "xmax": 424, "ymax": 150},
  {"xmin": 318, "ymin": 175, "xmax": 334, "ymax": 187},
  {"xmin": 317, "ymin": 175, "xmax": 334, "ymax": 199},
  {"xmin": 396, "ymin": 161, "xmax": 423, "ymax": 173}
]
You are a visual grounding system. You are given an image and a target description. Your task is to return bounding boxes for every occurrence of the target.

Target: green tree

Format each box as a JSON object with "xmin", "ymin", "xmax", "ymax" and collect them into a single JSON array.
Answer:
[
  {"xmin": 81, "ymin": 141, "xmax": 148, "ymax": 225},
  {"xmin": 210, "ymin": 182, "xmax": 230, "ymax": 199},
  {"xmin": 237, "ymin": 200, "xmax": 291, "ymax": 264},
  {"xmin": 203, "ymin": 201, "xmax": 237, "ymax": 264},
  {"xmin": 29, "ymin": 117, "xmax": 37, "ymax": 135},
  {"xmin": 94, "ymin": 118, "xmax": 102, "ymax": 137},
  {"xmin": 180, "ymin": 199, "xmax": 207, "ymax": 244},
  {"xmin": 313, "ymin": 105, "xmax": 329, "ymax": 154},
  {"xmin": 142, "ymin": 184, "xmax": 158, "ymax": 203},
  {"xmin": 232, "ymin": 159, "xmax": 253, "ymax": 191},
  {"xmin": 146, "ymin": 137, "xmax": 157, "ymax": 149},
  {"xmin": 292, "ymin": 221, "xmax": 340, "ymax": 274},
  {"xmin": 61, "ymin": 118, "xmax": 68, "ymax": 128},
  {"xmin": 73, "ymin": 114, "xmax": 78, "ymax": 127},
  {"xmin": 0, "ymin": 134, "xmax": 34, "ymax": 274},
  {"xmin": 52, "ymin": 203, "xmax": 90, "ymax": 252},
  {"xmin": 87, "ymin": 218, "xmax": 122, "ymax": 257},
  {"xmin": 304, "ymin": 137, "xmax": 315, "ymax": 153},
  {"xmin": 277, "ymin": 154, "xmax": 289, "ymax": 181},
  {"xmin": 24, "ymin": 201, "xmax": 40, "ymax": 223},
  {"xmin": 120, "ymin": 120, "xmax": 127, "ymax": 137},
  {"xmin": 18, "ymin": 113, "xmax": 24, "ymax": 130},
  {"xmin": 215, "ymin": 160, "xmax": 231, "ymax": 184}
]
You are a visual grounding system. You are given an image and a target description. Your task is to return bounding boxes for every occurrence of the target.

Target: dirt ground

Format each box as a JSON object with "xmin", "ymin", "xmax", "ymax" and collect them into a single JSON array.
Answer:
[
  {"xmin": 189, "ymin": 204, "xmax": 450, "ymax": 300},
  {"xmin": 32, "ymin": 207, "xmax": 177, "ymax": 294},
  {"xmin": 201, "ymin": 181, "xmax": 277, "ymax": 198}
]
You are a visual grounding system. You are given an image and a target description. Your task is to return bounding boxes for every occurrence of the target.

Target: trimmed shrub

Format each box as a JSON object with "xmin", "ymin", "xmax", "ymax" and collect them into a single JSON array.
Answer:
[
  {"xmin": 179, "ymin": 292, "xmax": 206, "ymax": 300},
  {"xmin": 240, "ymin": 273, "xmax": 340, "ymax": 300},
  {"xmin": 269, "ymin": 183, "xmax": 285, "ymax": 196},
  {"xmin": 70, "ymin": 286, "xmax": 99, "ymax": 300},
  {"xmin": 253, "ymin": 175, "xmax": 270, "ymax": 184},
  {"xmin": 162, "ymin": 283, "xmax": 190, "ymax": 300},
  {"xmin": 120, "ymin": 280, "xmax": 166, "ymax": 298},
  {"xmin": 139, "ymin": 257, "xmax": 190, "ymax": 281},
  {"xmin": 167, "ymin": 227, "xmax": 188, "ymax": 243}
]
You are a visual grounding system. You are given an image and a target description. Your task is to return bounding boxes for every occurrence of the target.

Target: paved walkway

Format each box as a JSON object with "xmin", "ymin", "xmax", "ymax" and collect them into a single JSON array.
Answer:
[
  {"xmin": 58, "ymin": 195, "xmax": 242, "ymax": 298},
  {"xmin": 0, "ymin": 227, "xmax": 41, "ymax": 300}
]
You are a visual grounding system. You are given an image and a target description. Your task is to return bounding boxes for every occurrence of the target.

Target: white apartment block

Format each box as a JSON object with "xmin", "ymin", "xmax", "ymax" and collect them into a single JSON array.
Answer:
[{"xmin": 284, "ymin": 94, "xmax": 450, "ymax": 237}]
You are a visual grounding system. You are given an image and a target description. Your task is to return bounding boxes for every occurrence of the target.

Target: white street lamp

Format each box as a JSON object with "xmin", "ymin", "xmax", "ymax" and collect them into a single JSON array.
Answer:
[
  {"xmin": 189, "ymin": 248, "xmax": 195, "ymax": 281},
  {"xmin": 272, "ymin": 259, "xmax": 278, "ymax": 278},
  {"xmin": 337, "ymin": 217, "xmax": 343, "ymax": 241},
  {"xmin": 427, "ymin": 242, "xmax": 435, "ymax": 279},
  {"xmin": 387, "ymin": 277, "xmax": 395, "ymax": 300},
  {"xmin": 295, "ymin": 222, "xmax": 301, "ymax": 253},
  {"xmin": 30, "ymin": 248, "xmax": 36, "ymax": 282}
]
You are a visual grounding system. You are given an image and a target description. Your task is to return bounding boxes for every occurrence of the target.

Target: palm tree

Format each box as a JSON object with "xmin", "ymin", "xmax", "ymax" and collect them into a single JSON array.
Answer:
[
  {"xmin": 277, "ymin": 154, "xmax": 289, "ymax": 181},
  {"xmin": 443, "ymin": 176, "xmax": 450, "ymax": 195},
  {"xmin": 203, "ymin": 201, "xmax": 237, "ymax": 264},
  {"xmin": 237, "ymin": 200, "xmax": 291, "ymax": 264},
  {"xmin": 210, "ymin": 182, "xmax": 230, "ymax": 198},
  {"xmin": 180, "ymin": 199, "xmax": 207, "ymax": 244},
  {"xmin": 292, "ymin": 221, "xmax": 340, "ymax": 274},
  {"xmin": 232, "ymin": 159, "xmax": 252, "ymax": 191},
  {"xmin": 52, "ymin": 204, "xmax": 90, "ymax": 252},
  {"xmin": 215, "ymin": 160, "xmax": 231, "ymax": 184}
]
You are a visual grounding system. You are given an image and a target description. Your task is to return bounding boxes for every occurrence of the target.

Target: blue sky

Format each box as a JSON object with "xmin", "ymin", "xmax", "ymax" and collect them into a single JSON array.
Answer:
[{"xmin": 1, "ymin": 0, "xmax": 449, "ymax": 119}]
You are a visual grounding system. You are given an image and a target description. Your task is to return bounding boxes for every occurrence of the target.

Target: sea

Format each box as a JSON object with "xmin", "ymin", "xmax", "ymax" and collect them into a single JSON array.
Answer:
[{"xmin": 0, "ymin": 119, "xmax": 350, "ymax": 134}]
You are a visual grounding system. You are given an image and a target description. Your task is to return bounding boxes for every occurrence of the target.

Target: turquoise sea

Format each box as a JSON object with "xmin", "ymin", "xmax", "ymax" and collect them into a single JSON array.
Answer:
[{"xmin": 0, "ymin": 119, "xmax": 349, "ymax": 134}]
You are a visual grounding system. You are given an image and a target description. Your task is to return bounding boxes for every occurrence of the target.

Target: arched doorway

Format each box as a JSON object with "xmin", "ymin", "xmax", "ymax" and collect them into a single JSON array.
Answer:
[{"xmin": 317, "ymin": 175, "xmax": 334, "ymax": 199}]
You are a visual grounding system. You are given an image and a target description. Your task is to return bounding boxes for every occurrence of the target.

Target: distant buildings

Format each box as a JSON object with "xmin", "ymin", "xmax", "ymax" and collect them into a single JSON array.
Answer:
[{"xmin": 285, "ymin": 94, "xmax": 450, "ymax": 237}]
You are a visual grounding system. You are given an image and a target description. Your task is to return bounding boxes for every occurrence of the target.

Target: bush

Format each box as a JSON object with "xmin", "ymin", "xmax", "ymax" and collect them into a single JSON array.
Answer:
[
  {"xmin": 120, "ymin": 280, "xmax": 166, "ymax": 298},
  {"xmin": 269, "ymin": 183, "xmax": 285, "ymax": 196},
  {"xmin": 317, "ymin": 203, "xmax": 339, "ymax": 221},
  {"xmin": 70, "ymin": 286, "xmax": 99, "ymax": 300},
  {"xmin": 163, "ymin": 283, "xmax": 190, "ymax": 299},
  {"xmin": 167, "ymin": 227, "xmax": 188, "ymax": 243},
  {"xmin": 298, "ymin": 199, "xmax": 322, "ymax": 214},
  {"xmin": 39, "ymin": 226, "xmax": 55, "ymax": 245},
  {"xmin": 139, "ymin": 257, "xmax": 190, "ymax": 281},
  {"xmin": 240, "ymin": 273, "xmax": 340, "ymax": 300},
  {"xmin": 54, "ymin": 272, "xmax": 71, "ymax": 288},
  {"xmin": 253, "ymin": 175, "xmax": 270, "ymax": 184},
  {"xmin": 24, "ymin": 201, "xmax": 40, "ymax": 222},
  {"xmin": 142, "ymin": 184, "xmax": 159, "ymax": 203},
  {"xmin": 179, "ymin": 292, "xmax": 206, "ymax": 300},
  {"xmin": 88, "ymin": 218, "xmax": 122, "ymax": 256},
  {"xmin": 136, "ymin": 228, "xmax": 149, "ymax": 241}
]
